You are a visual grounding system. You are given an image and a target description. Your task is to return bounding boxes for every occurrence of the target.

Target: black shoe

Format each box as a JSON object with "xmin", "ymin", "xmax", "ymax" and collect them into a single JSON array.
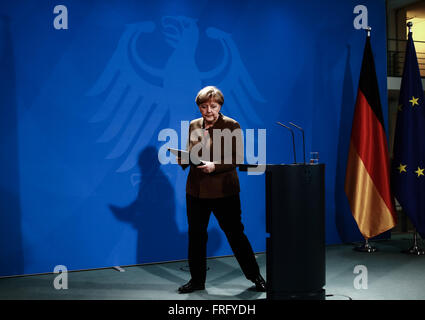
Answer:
[
  {"xmin": 178, "ymin": 280, "xmax": 205, "ymax": 294},
  {"xmin": 251, "ymin": 274, "xmax": 266, "ymax": 292}
]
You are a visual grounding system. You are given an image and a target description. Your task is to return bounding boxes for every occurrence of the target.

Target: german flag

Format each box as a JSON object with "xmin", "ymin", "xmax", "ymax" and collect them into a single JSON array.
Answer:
[{"xmin": 345, "ymin": 34, "xmax": 397, "ymax": 239}]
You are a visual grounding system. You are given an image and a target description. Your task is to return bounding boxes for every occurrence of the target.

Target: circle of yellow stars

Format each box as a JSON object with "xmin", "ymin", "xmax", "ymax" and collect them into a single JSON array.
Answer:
[
  {"xmin": 396, "ymin": 96, "xmax": 422, "ymax": 178},
  {"xmin": 397, "ymin": 163, "xmax": 424, "ymax": 177}
]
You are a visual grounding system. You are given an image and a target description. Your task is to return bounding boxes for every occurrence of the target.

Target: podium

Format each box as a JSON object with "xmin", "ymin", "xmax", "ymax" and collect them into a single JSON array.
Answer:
[{"xmin": 240, "ymin": 164, "xmax": 326, "ymax": 300}]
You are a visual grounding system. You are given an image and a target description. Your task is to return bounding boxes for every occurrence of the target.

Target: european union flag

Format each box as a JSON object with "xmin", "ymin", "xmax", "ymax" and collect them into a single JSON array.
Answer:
[{"xmin": 392, "ymin": 29, "xmax": 425, "ymax": 238}]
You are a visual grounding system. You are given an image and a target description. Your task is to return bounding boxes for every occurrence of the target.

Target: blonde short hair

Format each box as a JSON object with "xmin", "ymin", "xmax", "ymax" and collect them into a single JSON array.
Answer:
[{"xmin": 195, "ymin": 86, "xmax": 224, "ymax": 106}]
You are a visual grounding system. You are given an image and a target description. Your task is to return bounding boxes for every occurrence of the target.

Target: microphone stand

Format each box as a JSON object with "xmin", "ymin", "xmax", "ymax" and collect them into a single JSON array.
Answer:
[
  {"xmin": 276, "ymin": 122, "xmax": 297, "ymax": 164},
  {"xmin": 289, "ymin": 122, "xmax": 306, "ymax": 164}
]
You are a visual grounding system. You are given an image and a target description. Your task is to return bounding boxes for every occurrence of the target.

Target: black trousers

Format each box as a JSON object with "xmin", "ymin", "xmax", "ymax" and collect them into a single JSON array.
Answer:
[{"xmin": 186, "ymin": 193, "xmax": 260, "ymax": 284}]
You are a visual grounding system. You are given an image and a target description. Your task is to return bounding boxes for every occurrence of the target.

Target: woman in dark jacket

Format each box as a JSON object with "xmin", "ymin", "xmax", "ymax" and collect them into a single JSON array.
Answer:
[{"xmin": 177, "ymin": 86, "xmax": 266, "ymax": 294}]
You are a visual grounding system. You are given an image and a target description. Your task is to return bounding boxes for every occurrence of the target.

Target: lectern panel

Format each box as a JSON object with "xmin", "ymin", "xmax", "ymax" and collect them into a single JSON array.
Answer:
[{"xmin": 265, "ymin": 164, "xmax": 325, "ymax": 300}]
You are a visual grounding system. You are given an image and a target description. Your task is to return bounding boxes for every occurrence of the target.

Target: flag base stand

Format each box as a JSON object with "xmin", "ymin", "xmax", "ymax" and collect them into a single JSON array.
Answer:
[
  {"xmin": 353, "ymin": 239, "xmax": 377, "ymax": 253},
  {"xmin": 402, "ymin": 232, "xmax": 425, "ymax": 256},
  {"xmin": 402, "ymin": 245, "xmax": 425, "ymax": 255}
]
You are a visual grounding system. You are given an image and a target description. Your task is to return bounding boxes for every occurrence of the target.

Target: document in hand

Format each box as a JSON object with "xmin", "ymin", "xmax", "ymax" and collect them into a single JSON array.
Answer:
[{"xmin": 168, "ymin": 148, "xmax": 205, "ymax": 166}]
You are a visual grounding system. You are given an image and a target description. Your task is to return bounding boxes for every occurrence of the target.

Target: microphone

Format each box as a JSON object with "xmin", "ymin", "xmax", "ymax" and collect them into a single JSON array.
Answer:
[
  {"xmin": 289, "ymin": 122, "xmax": 306, "ymax": 164},
  {"xmin": 276, "ymin": 122, "xmax": 297, "ymax": 164}
]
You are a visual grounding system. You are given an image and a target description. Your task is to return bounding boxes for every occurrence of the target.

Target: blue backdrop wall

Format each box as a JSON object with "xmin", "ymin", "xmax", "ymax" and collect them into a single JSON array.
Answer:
[{"xmin": 0, "ymin": 0, "xmax": 389, "ymax": 276}]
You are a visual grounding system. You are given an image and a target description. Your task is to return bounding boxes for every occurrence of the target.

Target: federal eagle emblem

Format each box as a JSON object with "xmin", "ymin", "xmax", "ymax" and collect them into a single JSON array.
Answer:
[{"xmin": 87, "ymin": 16, "xmax": 265, "ymax": 172}]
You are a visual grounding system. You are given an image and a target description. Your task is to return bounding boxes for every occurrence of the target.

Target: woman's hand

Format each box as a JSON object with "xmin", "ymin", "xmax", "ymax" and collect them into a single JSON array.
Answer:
[{"xmin": 197, "ymin": 161, "xmax": 215, "ymax": 174}]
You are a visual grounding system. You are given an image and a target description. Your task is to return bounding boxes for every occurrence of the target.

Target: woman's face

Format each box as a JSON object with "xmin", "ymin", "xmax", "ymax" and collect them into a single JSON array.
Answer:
[{"xmin": 198, "ymin": 98, "xmax": 222, "ymax": 125}]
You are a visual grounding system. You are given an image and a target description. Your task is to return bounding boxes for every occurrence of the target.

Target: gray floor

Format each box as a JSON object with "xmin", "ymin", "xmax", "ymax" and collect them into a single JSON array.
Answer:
[{"xmin": 1, "ymin": 233, "xmax": 424, "ymax": 300}]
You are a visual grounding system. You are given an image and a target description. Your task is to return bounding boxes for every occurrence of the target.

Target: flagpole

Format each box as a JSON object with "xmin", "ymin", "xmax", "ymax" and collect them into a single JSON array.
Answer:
[
  {"xmin": 366, "ymin": 26, "xmax": 371, "ymax": 37},
  {"xmin": 354, "ymin": 237, "xmax": 377, "ymax": 253},
  {"xmin": 402, "ymin": 229, "xmax": 425, "ymax": 255}
]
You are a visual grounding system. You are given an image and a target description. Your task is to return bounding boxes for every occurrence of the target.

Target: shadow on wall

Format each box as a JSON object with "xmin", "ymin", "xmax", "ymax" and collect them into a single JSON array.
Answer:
[
  {"xmin": 109, "ymin": 146, "xmax": 185, "ymax": 263},
  {"xmin": 109, "ymin": 146, "xmax": 222, "ymax": 265},
  {"xmin": 0, "ymin": 15, "xmax": 24, "ymax": 277}
]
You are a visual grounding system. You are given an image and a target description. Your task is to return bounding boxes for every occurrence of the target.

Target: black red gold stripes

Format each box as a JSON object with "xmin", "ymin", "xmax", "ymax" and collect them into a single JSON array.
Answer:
[{"xmin": 345, "ymin": 37, "xmax": 397, "ymax": 239}]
